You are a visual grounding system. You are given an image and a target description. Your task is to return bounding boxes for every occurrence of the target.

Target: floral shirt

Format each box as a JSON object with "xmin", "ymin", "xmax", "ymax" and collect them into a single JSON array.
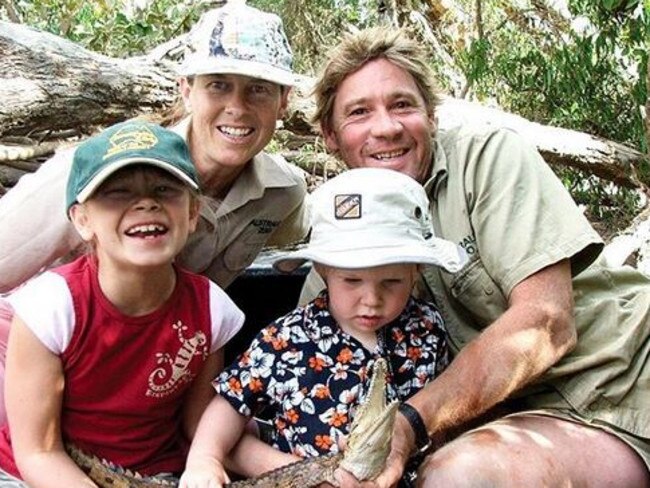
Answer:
[{"xmin": 214, "ymin": 291, "xmax": 449, "ymax": 458}]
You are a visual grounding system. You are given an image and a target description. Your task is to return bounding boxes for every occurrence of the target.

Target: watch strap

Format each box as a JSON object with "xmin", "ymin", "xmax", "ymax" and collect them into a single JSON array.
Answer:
[{"xmin": 398, "ymin": 402, "xmax": 431, "ymax": 454}]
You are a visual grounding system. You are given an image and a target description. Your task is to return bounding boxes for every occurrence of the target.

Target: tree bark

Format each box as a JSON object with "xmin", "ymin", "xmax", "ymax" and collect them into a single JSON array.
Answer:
[
  {"xmin": 643, "ymin": 58, "xmax": 650, "ymax": 158},
  {"xmin": 0, "ymin": 20, "xmax": 178, "ymax": 139}
]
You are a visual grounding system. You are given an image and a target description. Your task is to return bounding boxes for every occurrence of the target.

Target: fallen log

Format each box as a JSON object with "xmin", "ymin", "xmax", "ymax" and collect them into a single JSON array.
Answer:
[
  {"xmin": 0, "ymin": 20, "xmax": 177, "ymax": 138},
  {"xmin": 436, "ymin": 98, "xmax": 650, "ymax": 192},
  {"xmin": 1, "ymin": 19, "xmax": 648, "ymax": 196}
]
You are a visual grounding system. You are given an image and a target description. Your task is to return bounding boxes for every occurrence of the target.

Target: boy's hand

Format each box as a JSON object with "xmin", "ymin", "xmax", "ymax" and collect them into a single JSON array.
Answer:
[{"xmin": 179, "ymin": 456, "xmax": 230, "ymax": 488}]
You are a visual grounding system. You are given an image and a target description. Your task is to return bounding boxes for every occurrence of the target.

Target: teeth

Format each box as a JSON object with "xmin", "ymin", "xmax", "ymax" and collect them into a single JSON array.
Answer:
[
  {"xmin": 126, "ymin": 224, "xmax": 167, "ymax": 236},
  {"xmin": 219, "ymin": 126, "xmax": 253, "ymax": 137},
  {"xmin": 373, "ymin": 149, "xmax": 406, "ymax": 160}
]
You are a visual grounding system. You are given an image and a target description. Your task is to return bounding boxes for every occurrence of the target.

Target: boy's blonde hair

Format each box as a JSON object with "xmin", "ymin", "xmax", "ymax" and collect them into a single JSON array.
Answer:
[{"xmin": 311, "ymin": 26, "xmax": 441, "ymax": 133}]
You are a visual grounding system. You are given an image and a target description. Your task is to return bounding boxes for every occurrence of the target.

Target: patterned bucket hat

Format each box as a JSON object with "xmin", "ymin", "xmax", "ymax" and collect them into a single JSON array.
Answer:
[{"xmin": 178, "ymin": 0, "xmax": 296, "ymax": 86}]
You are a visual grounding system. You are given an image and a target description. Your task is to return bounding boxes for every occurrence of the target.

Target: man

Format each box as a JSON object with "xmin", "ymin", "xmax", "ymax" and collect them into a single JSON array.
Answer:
[{"xmin": 303, "ymin": 26, "xmax": 649, "ymax": 487}]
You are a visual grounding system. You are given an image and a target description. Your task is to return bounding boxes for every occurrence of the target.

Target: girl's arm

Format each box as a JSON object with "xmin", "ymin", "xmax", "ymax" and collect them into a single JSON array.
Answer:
[
  {"xmin": 179, "ymin": 396, "xmax": 248, "ymax": 488},
  {"xmin": 6, "ymin": 316, "xmax": 97, "ymax": 487},
  {"xmin": 182, "ymin": 349, "xmax": 224, "ymax": 439}
]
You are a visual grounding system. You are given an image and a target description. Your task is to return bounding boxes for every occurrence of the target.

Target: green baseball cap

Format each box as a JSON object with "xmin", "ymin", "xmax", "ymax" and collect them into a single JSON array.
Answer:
[{"xmin": 66, "ymin": 121, "xmax": 200, "ymax": 212}]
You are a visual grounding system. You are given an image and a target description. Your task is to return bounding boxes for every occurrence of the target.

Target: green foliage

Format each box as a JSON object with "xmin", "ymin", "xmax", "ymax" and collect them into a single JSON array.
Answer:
[
  {"xmin": 11, "ymin": 0, "xmax": 201, "ymax": 56},
  {"xmin": 557, "ymin": 167, "xmax": 642, "ymax": 238},
  {"xmin": 459, "ymin": 0, "xmax": 648, "ymax": 150},
  {"xmin": 250, "ymin": 0, "xmax": 382, "ymax": 75},
  {"xmin": 455, "ymin": 0, "xmax": 649, "ymax": 231},
  {"xmin": 5, "ymin": 0, "xmax": 377, "ymax": 71}
]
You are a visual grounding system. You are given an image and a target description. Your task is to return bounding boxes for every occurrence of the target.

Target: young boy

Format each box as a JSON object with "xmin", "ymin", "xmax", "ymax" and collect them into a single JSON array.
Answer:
[
  {"xmin": 179, "ymin": 167, "xmax": 467, "ymax": 487},
  {"xmin": 0, "ymin": 121, "xmax": 245, "ymax": 487}
]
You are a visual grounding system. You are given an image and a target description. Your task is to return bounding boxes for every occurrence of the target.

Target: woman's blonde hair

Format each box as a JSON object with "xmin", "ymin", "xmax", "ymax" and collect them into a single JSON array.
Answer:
[
  {"xmin": 147, "ymin": 77, "xmax": 194, "ymax": 128},
  {"xmin": 312, "ymin": 26, "xmax": 441, "ymax": 133}
]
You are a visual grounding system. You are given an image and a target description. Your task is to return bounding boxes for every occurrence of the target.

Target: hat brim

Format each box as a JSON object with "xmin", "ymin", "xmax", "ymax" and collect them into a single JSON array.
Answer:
[
  {"xmin": 75, "ymin": 157, "xmax": 199, "ymax": 204},
  {"xmin": 177, "ymin": 57, "xmax": 297, "ymax": 86},
  {"xmin": 274, "ymin": 240, "xmax": 467, "ymax": 274}
]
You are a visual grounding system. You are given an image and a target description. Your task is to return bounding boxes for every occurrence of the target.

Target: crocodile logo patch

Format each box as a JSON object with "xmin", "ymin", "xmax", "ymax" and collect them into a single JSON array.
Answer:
[{"xmin": 103, "ymin": 125, "xmax": 158, "ymax": 160}]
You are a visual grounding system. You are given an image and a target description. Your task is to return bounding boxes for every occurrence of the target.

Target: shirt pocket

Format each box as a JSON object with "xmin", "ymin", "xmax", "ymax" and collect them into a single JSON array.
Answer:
[
  {"xmin": 223, "ymin": 226, "xmax": 269, "ymax": 272},
  {"xmin": 449, "ymin": 256, "xmax": 508, "ymax": 328}
]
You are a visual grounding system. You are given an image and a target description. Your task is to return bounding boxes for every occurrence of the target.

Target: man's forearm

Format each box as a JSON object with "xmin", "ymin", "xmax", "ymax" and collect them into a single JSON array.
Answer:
[{"xmin": 412, "ymin": 261, "xmax": 576, "ymax": 440}]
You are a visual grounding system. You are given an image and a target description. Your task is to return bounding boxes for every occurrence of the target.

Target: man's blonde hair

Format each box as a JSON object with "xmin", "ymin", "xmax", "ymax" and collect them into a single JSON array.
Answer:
[{"xmin": 312, "ymin": 26, "xmax": 441, "ymax": 133}]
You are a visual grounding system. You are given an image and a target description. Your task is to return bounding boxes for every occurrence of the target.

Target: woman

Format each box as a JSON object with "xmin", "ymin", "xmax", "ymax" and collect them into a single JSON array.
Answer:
[{"xmin": 0, "ymin": 1, "xmax": 308, "ymax": 424}]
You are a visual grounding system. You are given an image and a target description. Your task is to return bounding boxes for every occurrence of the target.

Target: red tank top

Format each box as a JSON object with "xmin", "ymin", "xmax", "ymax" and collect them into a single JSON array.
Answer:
[{"xmin": 0, "ymin": 255, "xmax": 212, "ymax": 477}]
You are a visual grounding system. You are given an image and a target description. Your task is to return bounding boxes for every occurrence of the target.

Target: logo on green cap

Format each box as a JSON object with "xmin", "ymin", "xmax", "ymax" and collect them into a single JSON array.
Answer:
[{"xmin": 104, "ymin": 126, "xmax": 159, "ymax": 160}]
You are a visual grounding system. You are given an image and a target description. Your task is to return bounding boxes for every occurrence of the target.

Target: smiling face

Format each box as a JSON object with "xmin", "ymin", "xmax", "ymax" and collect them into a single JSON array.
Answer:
[
  {"xmin": 322, "ymin": 58, "xmax": 436, "ymax": 183},
  {"xmin": 69, "ymin": 166, "xmax": 199, "ymax": 271},
  {"xmin": 179, "ymin": 74, "xmax": 289, "ymax": 187},
  {"xmin": 316, "ymin": 263, "xmax": 419, "ymax": 349}
]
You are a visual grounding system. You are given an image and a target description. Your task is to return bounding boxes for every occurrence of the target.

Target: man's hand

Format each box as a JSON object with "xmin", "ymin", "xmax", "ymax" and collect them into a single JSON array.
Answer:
[{"xmin": 365, "ymin": 409, "xmax": 414, "ymax": 487}]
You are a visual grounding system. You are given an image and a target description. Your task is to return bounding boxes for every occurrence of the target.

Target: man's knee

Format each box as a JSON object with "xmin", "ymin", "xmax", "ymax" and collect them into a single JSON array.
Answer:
[
  {"xmin": 416, "ymin": 429, "xmax": 524, "ymax": 487},
  {"xmin": 415, "ymin": 416, "xmax": 650, "ymax": 488}
]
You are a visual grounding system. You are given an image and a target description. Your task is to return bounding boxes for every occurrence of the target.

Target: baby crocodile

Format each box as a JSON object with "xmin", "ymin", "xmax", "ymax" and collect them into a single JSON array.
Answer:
[{"xmin": 69, "ymin": 358, "xmax": 397, "ymax": 487}]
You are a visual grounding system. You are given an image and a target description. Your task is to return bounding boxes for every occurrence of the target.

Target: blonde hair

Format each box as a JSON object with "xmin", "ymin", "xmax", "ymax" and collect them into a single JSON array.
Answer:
[
  {"xmin": 312, "ymin": 26, "xmax": 441, "ymax": 133},
  {"xmin": 147, "ymin": 77, "xmax": 194, "ymax": 128}
]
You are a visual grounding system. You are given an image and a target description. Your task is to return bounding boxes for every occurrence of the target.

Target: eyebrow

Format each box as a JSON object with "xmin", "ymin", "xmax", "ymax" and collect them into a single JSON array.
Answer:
[{"xmin": 339, "ymin": 90, "xmax": 420, "ymax": 112}]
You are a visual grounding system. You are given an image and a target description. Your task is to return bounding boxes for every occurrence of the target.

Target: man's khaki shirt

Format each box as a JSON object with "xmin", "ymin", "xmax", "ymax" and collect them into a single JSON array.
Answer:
[{"xmin": 422, "ymin": 124, "xmax": 649, "ymax": 441}]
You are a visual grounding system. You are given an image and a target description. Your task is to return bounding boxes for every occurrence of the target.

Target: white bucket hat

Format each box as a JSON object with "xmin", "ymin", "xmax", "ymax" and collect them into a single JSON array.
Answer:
[
  {"xmin": 177, "ymin": 0, "xmax": 296, "ymax": 86},
  {"xmin": 274, "ymin": 168, "xmax": 467, "ymax": 273}
]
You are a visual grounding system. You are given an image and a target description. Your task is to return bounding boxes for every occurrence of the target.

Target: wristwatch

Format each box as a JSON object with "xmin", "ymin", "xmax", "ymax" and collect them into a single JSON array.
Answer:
[{"xmin": 398, "ymin": 403, "xmax": 432, "ymax": 455}]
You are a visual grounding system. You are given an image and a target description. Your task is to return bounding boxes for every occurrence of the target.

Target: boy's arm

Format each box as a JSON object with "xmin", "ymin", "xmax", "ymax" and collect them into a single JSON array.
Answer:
[
  {"xmin": 6, "ymin": 316, "xmax": 96, "ymax": 487},
  {"xmin": 180, "ymin": 396, "xmax": 248, "ymax": 488},
  {"xmin": 225, "ymin": 430, "xmax": 300, "ymax": 478}
]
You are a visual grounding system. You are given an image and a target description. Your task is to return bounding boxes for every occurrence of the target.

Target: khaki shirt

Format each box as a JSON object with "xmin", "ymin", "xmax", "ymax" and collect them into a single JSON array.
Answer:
[
  {"xmin": 422, "ymin": 124, "xmax": 649, "ymax": 440},
  {"xmin": 0, "ymin": 117, "xmax": 308, "ymax": 292}
]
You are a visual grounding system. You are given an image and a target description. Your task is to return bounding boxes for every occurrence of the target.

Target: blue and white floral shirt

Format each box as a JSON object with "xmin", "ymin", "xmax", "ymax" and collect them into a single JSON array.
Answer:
[{"xmin": 214, "ymin": 291, "xmax": 449, "ymax": 458}]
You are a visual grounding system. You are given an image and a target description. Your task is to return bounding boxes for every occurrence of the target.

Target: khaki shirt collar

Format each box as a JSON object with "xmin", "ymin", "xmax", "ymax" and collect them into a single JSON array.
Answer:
[
  {"xmin": 424, "ymin": 135, "xmax": 448, "ymax": 197},
  {"xmin": 172, "ymin": 116, "xmax": 301, "ymax": 218},
  {"xmin": 218, "ymin": 154, "xmax": 295, "ymax": 216}
]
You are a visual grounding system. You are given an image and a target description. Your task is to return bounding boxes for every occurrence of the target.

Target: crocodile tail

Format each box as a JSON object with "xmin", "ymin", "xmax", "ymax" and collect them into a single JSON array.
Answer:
[{"xmin": 66, "ymin": 443, "xmax": 177, "ymax": 488}]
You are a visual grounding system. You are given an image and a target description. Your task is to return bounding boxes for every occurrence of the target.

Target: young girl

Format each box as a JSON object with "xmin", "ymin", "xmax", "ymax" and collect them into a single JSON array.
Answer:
[{"xmin": 0, "ymin": 121, "xmax": 245, "ymax": 487}]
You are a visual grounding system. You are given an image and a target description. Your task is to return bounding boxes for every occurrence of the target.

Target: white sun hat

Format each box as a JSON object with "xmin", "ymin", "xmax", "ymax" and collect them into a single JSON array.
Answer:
[
  {"xmin": 274, "ymin": 168, "xmax": 467, "ymax": 273},
  {"xmin": 177, "ymin": 0, "xmax": 296, "ymax": 86}
]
